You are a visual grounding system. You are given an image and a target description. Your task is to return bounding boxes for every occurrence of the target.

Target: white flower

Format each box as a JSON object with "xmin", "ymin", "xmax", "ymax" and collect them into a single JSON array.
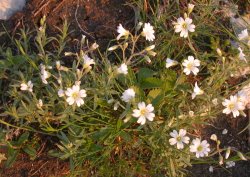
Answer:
[
  {"xmin": 117, "ymin": 63, "xmax": 128, "ymax": 75},
  {"xmin": 169, "ymin": 129, "xmax": 190, "ymax": 149},
  {"xmin": 222, "ymin": 129, "xmax": 228, "ymax": 135},
  {"xmin": 65, "ymin": 85, "xmax": 87, "ymax": 107},
  {"xmin": 237, "ymin": 90, "xmax": 249, "ymax": 106},
  {"xmin": 192, "ymin": 82, "xmax": 204, "ymax": 99},
  {"xmin": 132, "ymin": 102, "xmax": 155, "ymax": 125},
  {"xmin": 238, "ymin": 47, "xmax": 246, "ymax": 62},
  {"xmin": 121, "ymin": 88, "xmax": 135, "ymax": 102},
  {"xmin": 117, "ymin": 24, "xmax": 130, "ymax": 40},
  {"xmin": 173, "ymin": 17, "xmax": 195, "ymax": 38},
  {"xmin": 40, "ymin": 64, "xmax": 50, "ymax": 84},
  {"xmin": 209, "ymin": 166, "xmax": 214, "ymax": 173},
  {"xmin": 142, "ymin": 23, "xmax": 155, "ymax": 41},
  {"xmin": 190, "ymin": 138, "xmax": 210, "ymax": 158},
  {"xmin": 166, "ymin": 58, "xmax": 178, "ymax": 68},
  {"xmin": 188, "ymin": 4, "xmax": 195, "ymax": 14},
  {"xmin": 225, "ymin": 161, "xmax": 235, "ymax": 168},
  {"xmin": 20, "ymin": 81, "xmax": 33, "ymax": 92},
  {"xmin": 182, "ymin": 56, "xmax": 200, "ymax": 75},
  {"xmin": 222, "ymin": 95, "xmax": 245, "ymax": 118},
  {"xmin": 58, "ymin": 89, "xmax": 65, "ymax": 97},
  {"xmin": 212, "ymin": 98, "xmax": 218, "ymax": 106},
  {"xmin": 83, "ymin": 54, "xmax": 95, "ymax": 70},
  {"xmin": 36, "ymin": 99, "xmax": 43, "ymax": 109},
  {"xmin": 238, "ymin": 29, "xmax": 248, "ymax": 41}
]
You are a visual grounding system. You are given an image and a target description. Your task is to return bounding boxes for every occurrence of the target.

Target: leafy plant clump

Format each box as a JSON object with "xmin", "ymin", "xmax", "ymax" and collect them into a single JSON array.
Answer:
[{"xmin": 0, "ymin": 1, "xmax": 249, "ymax": 176}]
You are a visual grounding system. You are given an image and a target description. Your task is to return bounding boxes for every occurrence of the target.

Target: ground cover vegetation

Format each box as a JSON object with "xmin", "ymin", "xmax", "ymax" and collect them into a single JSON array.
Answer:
[{"xmin": 0, "ymin": 0, "xmax": 249, "ymax": 176}]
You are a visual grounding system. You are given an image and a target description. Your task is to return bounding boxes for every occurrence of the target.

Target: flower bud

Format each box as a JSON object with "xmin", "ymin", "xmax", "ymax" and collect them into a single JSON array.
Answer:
[
  {"xmin": 36, "ymin": 99, "xmax": 43, "ymax": 109},
  {"xmin": 216, "ymin": 48, "xmax": 222, "ymax": 56},
  {"xmin": 123, "ymin": 42, "xmax": 128, "ymax": 49},
  {"xmin": 184, "ymin": 13, "xmax": 188, "ymax": 19},
  {"xmin": 136, "ymin": 22, "xmax": 143, "ymax": 31},
  {"xmin": 91, "ymin": 42, "xmax": 99, "ymax": 50},
  {"xmin": 114, "ymin": 101, "xmax": 120, "ymax": 110},
  {"xmin": 210, "ymin": 134, "xmax": 218, "ymax": 141},
  {"xmin": 209, "ymin": 166, "xmax": 213, "ymax": 173},
  {"xmin": 189, "ymin": 111, "xmax": 194, "ymax": 117},
  {"xmin": 237, "ymin": 152, "xmax": 247, "ymax": 161},
  {"xmin": 212, "ymin": 98, "xmax": 218, "ymax": 106},
  {"xmin": 145, "ymin": 45, "xmax": 155, "ymax": 51},
  {"xmin": 225, "ymin": 147, "xmax": 231, "ymax": 159},
  {"xmin": 188, "ymin": 4, "xmax": 195, "ymax": 14},
  {"xmin": 56, "ymin": 61, "xmax": 61, "ymax": 69},
  {"xmin": 57, "ymin": 78, "xmax": 62, "ymax": 84},
  {"xmin": 219, "ymin": 155, "xmax": 224, "ymax": 165},
  {"xmin": 222, "ymin": 129, "xmax": 228, "ymax": 135},
  {"xmin": 108, "ymin": 45, "xmax": 119, "ymax": 51},
  {"xmin": 147, "ymin": 51, "xmax": 157, "ymax": 57}
]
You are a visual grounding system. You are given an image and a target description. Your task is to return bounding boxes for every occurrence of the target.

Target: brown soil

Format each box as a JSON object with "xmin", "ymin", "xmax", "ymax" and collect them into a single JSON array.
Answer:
[
  {"xmin": 1, "ymin": 0, "xmax": 134, "ymax": 48},
  {"xmin": 0, "ymin": 152, "xmax": 70, "ymax": 177}
]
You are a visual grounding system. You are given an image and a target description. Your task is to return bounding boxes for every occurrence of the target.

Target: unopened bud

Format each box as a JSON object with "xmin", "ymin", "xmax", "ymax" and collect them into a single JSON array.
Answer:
[
  {"xmin": 114, "ymin": 101, "xmax": 120, "ymax": 110},
  {"xmin": 108, "ymin": 45, "xmax": 119, "ymax": 51},
  {"xmin": 136, "ymin": 22, "xmax": 143, "ymax": 31},
  {"xmin": 56, "ymin": 61, "xmax": 61, "ymax": 69},
  {"xmin": 219, "ymin": 155, "xmax": 224, "ymax": 165},
  {"xmin": 237, "ymin": 152, "xmax": 247, "ymax": 161},
  {"xmin": 145, "ymin": 45, "xmax": 155, "ymax": 51},
  {"xmin": 188, "ymin": 4, "xmax": 195, "ymax": 14},
  {"xmin": 184, "ymin": 13, "xmax": 188, "ymax": 19},
  {"xmin": 210, "ymin": 134, "xmax": 218, "ymax": 141},
  {"xmin": 123, "ymin": 42, "xmax": 128, "ymax": 49},
  {"xmin": 91, "ymin": 42, "xmax": 99, "ymax": 50},
  {"xmin": 147, "ymin": 51, "xmax": 157, "ymax": 57},
  {"xmin": 225, "ymin": 147, "xmax": 231, "ymax": 159},
  {"xmin": 216, "ymin": 48, "xmax": 222, "ymax": 56}
]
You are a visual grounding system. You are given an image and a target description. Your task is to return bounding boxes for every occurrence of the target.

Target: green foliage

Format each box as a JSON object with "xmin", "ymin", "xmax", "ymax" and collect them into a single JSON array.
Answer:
[{"xmin": 0, "ymin": 0, "xmax": 249, "ymax": 176}]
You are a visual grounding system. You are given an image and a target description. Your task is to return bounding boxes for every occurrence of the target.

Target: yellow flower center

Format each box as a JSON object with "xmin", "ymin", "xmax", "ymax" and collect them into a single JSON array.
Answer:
[
  {"xmin": 187, "ymin": 63, "xmax": 193, "ymax": 69},
  {"xmin": 140, "ymin": 108, "xmax": 147, "ymax": 115},
  {"xmin": 228, "ymin": 103, "xmax": 235, "ymax": 110},
  {"xmin": 177, "ymin": 136, "xmax": 182, "ymax": 142},
  {"xmin": 72, "ymin": 92, "xmax": 78, "ymax": 99},
  {"xmin": 182, "ymin": 23, "xmax": 187, "ymax": 29},
  {"xmin": 197, "ymin": 145, "xmax": 203, "ymax": 152}
]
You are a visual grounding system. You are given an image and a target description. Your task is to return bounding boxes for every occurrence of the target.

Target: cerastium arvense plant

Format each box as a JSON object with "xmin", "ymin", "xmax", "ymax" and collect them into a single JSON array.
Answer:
[{"xmin": 0, "ymin": 1, "xmax": 249, "ymax": 176}]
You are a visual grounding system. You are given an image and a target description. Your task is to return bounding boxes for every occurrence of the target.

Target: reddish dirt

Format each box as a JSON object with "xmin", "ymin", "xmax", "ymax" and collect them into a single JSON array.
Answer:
[
  {"xmin": 1, "ymin": 0, "xmax": 134, "ymax": 48},
  {"xmin": 0, "ymin": 152, "xmax": 70, "ymax": 177}
]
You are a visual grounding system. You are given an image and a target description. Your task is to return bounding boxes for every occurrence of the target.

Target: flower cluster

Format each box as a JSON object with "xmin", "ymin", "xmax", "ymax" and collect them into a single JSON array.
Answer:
[
  {"xmin": 169, "ymin": 129, "xmax": 210, "ymax": 158},
  {"xmin": 20, "ymin": 81, "xmax": 33, "ymax": 93},
  {"xmin": 173, "ymin": 4, "xmax": 196, "ymax": 38},
  {"xmin": 222, "ymin": 85, "xmax": 250, "ymax": 118}
]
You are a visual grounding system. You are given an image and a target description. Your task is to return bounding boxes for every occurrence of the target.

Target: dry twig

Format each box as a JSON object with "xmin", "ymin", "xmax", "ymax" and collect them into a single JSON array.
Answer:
[{"xmin": 75, "ymin": 0, "xmax": 95, "ymax": 40}]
